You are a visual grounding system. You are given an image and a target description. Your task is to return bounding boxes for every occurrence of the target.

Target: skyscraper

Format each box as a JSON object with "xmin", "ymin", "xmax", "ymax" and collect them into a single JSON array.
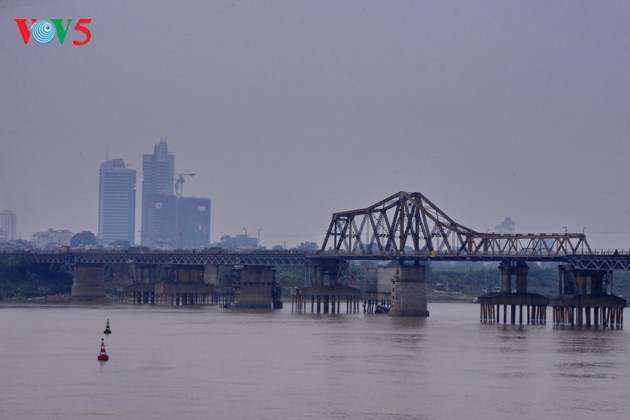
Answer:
[
  {"xmin": 0, "ymin": 210, "xmax": 17, "ymax": 241},
  {"xmin": 141, "ymin": 139, "xmax": 175, "ymax": 246},
  {"xmin": 177, "ymin": 197, "xmax": 211, "ymax": 248},
  {"xmin": 98, "ymin": 159, "xmax": 136, "ymax": 245}
]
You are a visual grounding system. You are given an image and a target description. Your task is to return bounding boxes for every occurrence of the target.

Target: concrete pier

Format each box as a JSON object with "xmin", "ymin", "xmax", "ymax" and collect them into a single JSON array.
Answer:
[
  {"xmin": 479, "ymin": 261, "xmax": 548, "ymax": 324},
  {"xmin": 232, "ymin": 265, "xmax": 276, "ymax": 309},
  {"xmin": 296, "ymin": 285, "xmax": 361, "ymax": 314},
  {"xmin": 293, "ymin": 260, "xmax": 361, "ymax": 314},
  {"xmin": 71, "ymin": 264, "xmax": 105, "ymax": 300},
  {"xmin": 478, "ymin": 293, "xmax": 548, "ymax": 324},
  {"xmin": 118, "ymin": 282, "xmax": 215, "ymax": 305},
  {"xmin": 390, "ymin": 264, "xmax": 429, "ymax": 317},
  {"xmin": 551, "ymin": 265, "xmax": 626, "ymax": 328},
  {"xmin": 364, "ymin": 267, "xmax": 394, "ymax": 313},
  {"xmin": 119, "ymin": 264, "xmax": 218, "ymax": 305}
]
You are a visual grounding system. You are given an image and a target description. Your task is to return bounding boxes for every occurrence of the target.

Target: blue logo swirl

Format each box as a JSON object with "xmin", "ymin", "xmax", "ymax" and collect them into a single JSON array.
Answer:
[{"xmin": 31, "ymin": 20, "xmax": 56, "ymax": 44}]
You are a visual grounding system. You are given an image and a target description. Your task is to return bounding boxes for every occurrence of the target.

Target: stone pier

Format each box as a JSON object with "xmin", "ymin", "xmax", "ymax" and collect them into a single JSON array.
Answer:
[
  {"xmin": 232, "ymin": 265, "xmax": 276, "ymax": 309},
  {"xmin": 71, "ymin": 264, "xmax": 105, "ymax": 300},
  {"xmin": 390, "ymin": 264, "xmax": 429, "ymax": 317}
]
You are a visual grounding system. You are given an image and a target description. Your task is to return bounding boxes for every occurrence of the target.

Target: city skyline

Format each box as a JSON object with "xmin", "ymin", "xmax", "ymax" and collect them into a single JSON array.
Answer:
[
  {"xmin": 139, "ymin": 139, "xmax": 211, "ymax": 248},
  {"xmin": 1, "ymin": 1, "xmax": 629, "ymax": 250}
]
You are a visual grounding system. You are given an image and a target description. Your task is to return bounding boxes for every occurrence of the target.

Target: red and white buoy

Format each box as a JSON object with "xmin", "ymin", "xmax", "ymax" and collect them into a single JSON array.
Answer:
[{"xmin": 97, "ymin": 338, "xmax": 109, "ymax": 361}]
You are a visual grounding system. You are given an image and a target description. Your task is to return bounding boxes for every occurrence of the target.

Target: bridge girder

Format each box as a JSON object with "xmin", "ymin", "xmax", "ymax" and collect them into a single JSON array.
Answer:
[
  {"xmin": 321, "ymin": 191, "xmax": 591, "ymax": 258},
  {"xmin": 21, "ymin": 250, "xmax": 306, "ymax": 266}
]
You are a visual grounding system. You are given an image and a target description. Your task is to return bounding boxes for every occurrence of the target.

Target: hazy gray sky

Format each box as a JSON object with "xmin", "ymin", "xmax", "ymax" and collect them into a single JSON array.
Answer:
[{"xmin": 1, "ymin": 0, "xmax": 629, "ymax": 249}]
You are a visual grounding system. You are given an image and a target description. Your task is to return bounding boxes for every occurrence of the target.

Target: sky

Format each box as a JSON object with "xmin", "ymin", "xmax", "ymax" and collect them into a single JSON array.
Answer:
[{"xmin": 1, "ymin": 0, "xmax": 629, "ymax": 250}]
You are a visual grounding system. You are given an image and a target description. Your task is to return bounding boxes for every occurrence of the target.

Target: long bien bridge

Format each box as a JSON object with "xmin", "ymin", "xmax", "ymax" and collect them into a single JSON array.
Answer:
[{"xmin": 5, "ymin": 191, "xmax": 630, "ymax": 327}]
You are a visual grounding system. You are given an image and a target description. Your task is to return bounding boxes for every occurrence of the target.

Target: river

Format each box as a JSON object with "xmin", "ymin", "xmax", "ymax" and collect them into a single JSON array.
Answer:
[{"xmin": 1, "ymin": 301, "xmax": 629, "ymax": 419}]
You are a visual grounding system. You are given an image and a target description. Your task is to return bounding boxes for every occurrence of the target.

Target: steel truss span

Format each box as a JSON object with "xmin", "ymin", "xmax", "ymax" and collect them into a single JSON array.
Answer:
[
  {"xmin": 321, "ymin": 191, "xmax": 591, "ymax": 258},
  {"xmin": 5, "ymin": 191, "xmax": 630, "ymax": 271},
  {"xmin": 22, "ymin": 250, "xmax": 306, "ymax": 266}
]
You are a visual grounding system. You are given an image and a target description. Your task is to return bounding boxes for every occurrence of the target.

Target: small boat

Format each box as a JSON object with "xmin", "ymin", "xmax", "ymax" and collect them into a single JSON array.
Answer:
[
  {"xmin": 97, "ymin": 338, "xmax": 109, "ymax": 361},
  {"xmin": 103, "ymin": 319, "xmax": 111, "ymax": 335},
  {"xmin": 375, "ymin": 304, "xmax": 390, "ymax": 314}
]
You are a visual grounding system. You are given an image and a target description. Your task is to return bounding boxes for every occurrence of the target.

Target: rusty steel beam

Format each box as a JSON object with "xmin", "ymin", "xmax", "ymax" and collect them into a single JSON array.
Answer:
[{"xmin": 321, "ymin": 191, "xmax": 591, "ymax": 258}]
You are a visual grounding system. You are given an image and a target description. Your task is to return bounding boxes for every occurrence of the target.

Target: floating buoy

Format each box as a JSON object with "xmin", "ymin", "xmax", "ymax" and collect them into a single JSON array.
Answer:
[
  {"xmin": 97, "ymin": 338, "xmax": 109, "ymax": 361},
  {"xmin": 104, "ymin": 319, "xmax": 111, "ymax": 335}
]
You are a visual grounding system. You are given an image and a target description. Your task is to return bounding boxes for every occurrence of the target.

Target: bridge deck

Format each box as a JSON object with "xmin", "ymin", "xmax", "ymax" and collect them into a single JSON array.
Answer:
[{"xmin": 3, "ymin": 249, "xmax": 630, "ymax": 270}]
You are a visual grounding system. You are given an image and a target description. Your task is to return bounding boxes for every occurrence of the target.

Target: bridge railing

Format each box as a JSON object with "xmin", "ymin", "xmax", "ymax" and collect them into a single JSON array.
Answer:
[
  {"xmin": 577, "ymin": 249, "xmax": 630, "ymax": 256},
  {"xmin": 318, "ymin": 247, "xmax": 630, "ymax": 259}
]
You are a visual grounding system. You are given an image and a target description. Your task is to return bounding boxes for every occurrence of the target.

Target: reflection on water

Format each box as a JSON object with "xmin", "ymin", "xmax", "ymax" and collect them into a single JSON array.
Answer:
[
  {"xmin": 1, "ymin": 302, "xmax": 629, "ymax": 419},
  {"xmin": 553, "ymin": 330, "xmax": 622, "ymax": 381}
]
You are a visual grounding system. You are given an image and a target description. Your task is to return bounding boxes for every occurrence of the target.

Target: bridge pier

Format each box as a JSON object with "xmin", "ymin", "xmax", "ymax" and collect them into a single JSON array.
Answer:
[
  {"xmin": 390, "ymin": 263, "xmax": 429, "ymax": 317},
  {"xmin": 551, "ymin": 265, "xmax": 626, "ymax": 328},
  {"xmin": 296, "ymin": 259, "xmax": 361, "ymax": 314},
  {"xmin": 479, "ymin": 261, "xmax": 548, "ymax": 324},
  {"xmin": 119, "ymin": 264, "xmax": 215, "ymax": 305},
  {"xmin": 231, "ymin": 265, "xmax": 277, "ymax": 309},
  {"xmin": 71, "ymin": 264, "xmax": 106, "ymax": 300},
  {"xmin": 364, "ymin": 267, "xmax": 394, "ymax": 313}
]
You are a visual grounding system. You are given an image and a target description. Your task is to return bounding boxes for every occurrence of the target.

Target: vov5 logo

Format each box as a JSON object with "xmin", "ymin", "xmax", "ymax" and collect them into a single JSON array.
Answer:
[{"xmin": 15, "ymin": 18, "xmax": 92, "ymax": 46}]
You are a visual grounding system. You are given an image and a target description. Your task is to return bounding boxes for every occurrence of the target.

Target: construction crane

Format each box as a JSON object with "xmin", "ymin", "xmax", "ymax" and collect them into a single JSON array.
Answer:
[{"xmin": 175, "ymin": 173, "xmax": 195, "ymax": 198}]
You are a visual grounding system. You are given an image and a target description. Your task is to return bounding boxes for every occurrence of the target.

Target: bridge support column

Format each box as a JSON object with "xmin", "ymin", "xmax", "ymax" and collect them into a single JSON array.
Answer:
[
  {"xmin": 499, "ymin": 262, "xmax": 512, "ymax": 293},
  {"xmin": 515, "ymin": 261, "xmax": 528, "ymax": 293},
  {"xmin": 551, "ymin": 265, "xmax": 626, "ymax": 328},
  {"xmin": 498, "ymin": 261, "xmax": 528, "ymax": 293},
  {"xmin": 479, "ymin": 261, "xmax": 548, "ymax": 324},
  {"xmin": 232, "ymin": 266, "xmax": 275, "ymax": 309},
  {"xmin": 71, "ymin": 264, "xmax": 105, "ymax": 300},
  {"xmin": 390, "ymin": 264, "xmax": 429, "ymax": 317},
  {"xmin": 364, "ymin": 267, "xmax": 394, "ymax": 313},
  {"xmin": 204, "ymin": 264, "xmax": 219, "ymax": 285},
  {"xmin": 298, "ymin": 259, "xmax": 360, "ymax": 314}
]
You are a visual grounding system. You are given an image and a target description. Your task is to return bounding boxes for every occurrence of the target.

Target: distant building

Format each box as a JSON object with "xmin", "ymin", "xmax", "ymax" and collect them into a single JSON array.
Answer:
[
  {"xmin": 495, "ymin": 217, "xmax": 516, "ymax": 234},
  {"xmin": 32, "ymin": 229, "xmax": 73, "ymax": 249},
  {"xmin": 177, "ymin": 197, "xmax": 211, "ymax": 248},
  {"xmin": 144, "ymin": 194, "xmax": 177, "ymax": 248},
  {"xmin": 0, "ymin": 210, "xmax": 17, "ymax": 241},
  {"xmin": 98, "ymin": 158, "xmax": 136, "ymax": 245},
  {"xmin": 141, "ymin": 139, "xmax": 175, "ymax": 246}
]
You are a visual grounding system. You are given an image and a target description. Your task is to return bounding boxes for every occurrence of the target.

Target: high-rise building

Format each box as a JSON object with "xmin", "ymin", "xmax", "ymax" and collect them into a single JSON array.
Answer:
[
  {"xmin": 141, "ymin": 139, "xmax": 175, "ymax": 246},
  {"xmin": 98, "ymin": 158, "xmax": 136, "ymax": 245},
  {"xmin": 31, "ymin": 229, "xmax": 73, "ymax": 249},
  {"xmin": 495, "ymin": 217, "xmax": 516, "ymax": 234},
  {"xmin": 177, "ymin": 197, "xmax": 211, "ymax": 248},
  {"xmin": 146, "ymin": 194, "xmax": 177, "ymax": 248},
  {"xmin": 0, "ymin": 210, "xmax": 17, "ymax": 241}
]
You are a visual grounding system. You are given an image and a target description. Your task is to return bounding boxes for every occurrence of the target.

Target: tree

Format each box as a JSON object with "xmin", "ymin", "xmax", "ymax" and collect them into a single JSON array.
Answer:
[
  {"xmin": 296, "ymin": 241, "xmax": 318, "ymax": 251},
  {"xmin": 70, "ymin": 231, "xmax": 97, "ymax": 248}
]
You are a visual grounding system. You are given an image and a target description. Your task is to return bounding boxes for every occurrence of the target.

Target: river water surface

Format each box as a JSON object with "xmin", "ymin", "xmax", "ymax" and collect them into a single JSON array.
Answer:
[{"xmin": 1, "ymin": 302, "xmax": 629, "ymax": 419}]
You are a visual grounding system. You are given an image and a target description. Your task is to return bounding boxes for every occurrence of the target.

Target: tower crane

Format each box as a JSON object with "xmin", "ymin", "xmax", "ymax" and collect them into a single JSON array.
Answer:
[{"xmin": 175, "ymin": 173, "xmax": 195, "ymax": 198}]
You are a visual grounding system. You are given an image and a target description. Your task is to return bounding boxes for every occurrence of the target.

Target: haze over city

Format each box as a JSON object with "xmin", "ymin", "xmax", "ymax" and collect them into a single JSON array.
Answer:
[{"xmin": 1, "ymin": 0, "xmax": 629, "ymax": 249}]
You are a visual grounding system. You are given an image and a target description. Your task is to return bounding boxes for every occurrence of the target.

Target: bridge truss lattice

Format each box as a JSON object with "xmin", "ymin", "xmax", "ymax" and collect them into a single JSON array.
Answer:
[{"xmin": 321, "ymin": 191, "xmax": 591, "ymax": 258}]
